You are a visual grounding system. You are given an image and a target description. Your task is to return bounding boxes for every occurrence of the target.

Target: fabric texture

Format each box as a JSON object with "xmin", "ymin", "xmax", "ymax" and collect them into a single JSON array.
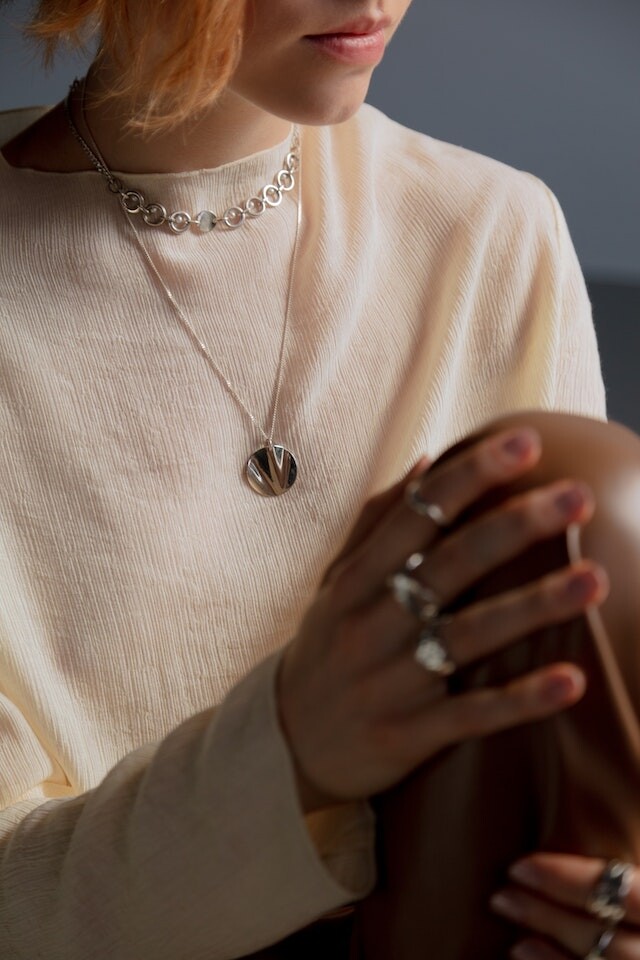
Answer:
[{"xmin": 0, "ymin": 102, "xmax": 605, "ymax": 958}]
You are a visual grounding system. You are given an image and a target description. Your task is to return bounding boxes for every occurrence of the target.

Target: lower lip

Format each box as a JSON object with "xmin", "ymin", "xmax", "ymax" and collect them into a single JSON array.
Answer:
[{"xmin": 304, "ymin": 30, "xmax": 386, "ymax": 66}]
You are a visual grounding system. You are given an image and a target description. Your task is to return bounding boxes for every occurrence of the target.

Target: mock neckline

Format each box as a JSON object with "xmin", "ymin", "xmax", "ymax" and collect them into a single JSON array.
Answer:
[{"xmin": 0, "ymin": 105, "xmax": 295, "ymax": 185}]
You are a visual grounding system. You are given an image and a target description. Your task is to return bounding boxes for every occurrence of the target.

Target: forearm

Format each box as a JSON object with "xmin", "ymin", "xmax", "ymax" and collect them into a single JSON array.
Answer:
[{"xmin": 0, "ymin": 653, "xmax": 374, "ymax": 960}]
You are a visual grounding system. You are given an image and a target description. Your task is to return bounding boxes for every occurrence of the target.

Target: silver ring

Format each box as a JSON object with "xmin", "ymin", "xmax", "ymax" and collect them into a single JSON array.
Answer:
[
  {"xmin": 404, "ymin": 480, "xmax": 448, "ymax": 527},
  {"xmin": 387, "ymin": 552, "xmax": 440, "ymax": 622},
  {"xmin": 414, "ymin": 617, "xmax": 456, "ymax": 676},
  {"xmin": 588, "ymin": 860, "xmax": 634, "ymax": 925},
  {"xmin": 585, "ymin": 926, "xmax": 615, "ymax": 959}
]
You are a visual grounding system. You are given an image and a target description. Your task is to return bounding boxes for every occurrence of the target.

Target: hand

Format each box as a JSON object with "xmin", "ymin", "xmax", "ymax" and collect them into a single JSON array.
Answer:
[
  {"xmin": 492, "ymin": 853, "xmax": 640, "ymax": 959},
  {"xmin": 278, "ymin": 427, "xmax": 609, "ymax": 812}
]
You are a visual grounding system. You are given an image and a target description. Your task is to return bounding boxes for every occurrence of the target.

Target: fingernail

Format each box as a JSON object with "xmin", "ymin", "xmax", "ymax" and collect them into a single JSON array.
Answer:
[
  {"xmin": 509, "ymin": 859, "xmax": 539, "ymax": 887},
  {"xmin": 555, "ymin": 486, "xmax": 585, "ymax": 516},
  {"xmin": 500, "ymin": 430, "xmax": 535, "ymax": 462},
  {"xmin": 490, "ymin": 892, "xmax": 523, "ymax": 920},
  {"xmin": 542, "ymin": 669, "xmax": 583, "ymax": 705},
  {"xmin": 512, "ymin": 944, "xmax": 544, "ymax": 960},
  {"xmin": 566, "ymin": 569, "xmax": 598, "ymax": 601}
]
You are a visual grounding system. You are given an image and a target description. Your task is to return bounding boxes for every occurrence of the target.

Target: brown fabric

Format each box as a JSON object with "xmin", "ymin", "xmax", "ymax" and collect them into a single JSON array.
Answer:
[
  {"xmin": 240, "ymin": 910, "xmax": 354, "ymax": 959},
  {"xmin": 353, "ymin": 412, "xmax": 640, "ymax": 959}
]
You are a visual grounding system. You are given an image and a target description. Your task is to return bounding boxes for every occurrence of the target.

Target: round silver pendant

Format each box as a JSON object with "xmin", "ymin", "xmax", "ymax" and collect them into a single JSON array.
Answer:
[{"xmin": 246, "ymin": 444, "xmax": 298, "ymax": 497}]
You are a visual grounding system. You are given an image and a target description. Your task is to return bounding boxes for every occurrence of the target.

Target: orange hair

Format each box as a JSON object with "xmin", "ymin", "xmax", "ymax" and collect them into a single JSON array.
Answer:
[{"xmin": 27, "ymin": 0, "xmax": 246, "ymax": 131}]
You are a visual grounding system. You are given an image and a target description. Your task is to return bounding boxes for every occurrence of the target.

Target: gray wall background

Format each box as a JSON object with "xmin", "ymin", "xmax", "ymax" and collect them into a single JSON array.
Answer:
[{"xmin": 1, "ymin": 0, "xmax": 639, "ymax": 424}]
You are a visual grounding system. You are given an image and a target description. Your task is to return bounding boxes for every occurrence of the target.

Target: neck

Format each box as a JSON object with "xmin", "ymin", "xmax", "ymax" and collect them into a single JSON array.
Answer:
[
  {"xmin": 50, "ymin": 54, "xmax": 291, "ymax": 173},
  {"xmin": 2, "ymin": 59, "xmax": 293, "ymax": 176},
  {"xmin": 77, "ymin": 58, "xmax": 292, "ymax": 175}
]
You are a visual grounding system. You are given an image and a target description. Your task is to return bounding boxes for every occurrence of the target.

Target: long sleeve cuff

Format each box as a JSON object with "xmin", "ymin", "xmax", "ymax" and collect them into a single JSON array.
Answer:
[{"xmin": 0, "ymin": 651, "xmax": 375, "ymax": 959}]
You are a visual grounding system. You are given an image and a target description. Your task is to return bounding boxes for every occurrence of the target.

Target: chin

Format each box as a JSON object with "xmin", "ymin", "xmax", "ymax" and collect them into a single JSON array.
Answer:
[{"xmin": 269, "ymin": 78, "xmax": 373, "ymax": 127}]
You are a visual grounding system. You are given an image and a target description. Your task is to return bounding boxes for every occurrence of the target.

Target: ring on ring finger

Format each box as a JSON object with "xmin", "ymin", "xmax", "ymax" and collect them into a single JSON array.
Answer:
[{"xmin": 414, "ymin": 616, "xmax": 456, "ymax": 676}]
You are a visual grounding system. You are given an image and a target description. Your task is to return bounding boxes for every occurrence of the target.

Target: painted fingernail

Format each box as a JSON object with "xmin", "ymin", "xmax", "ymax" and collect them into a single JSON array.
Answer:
[
  {"xmin": 566, "ymin": 569, "xmax": 599, "ymax": 601},
  {"xmin": 500, "ymin": 430, "xmax": 535, "ymax": 462},
  {"xmin": 555, "ymin": 486, "xmax": 585, "ymax": 515},
  {"xmin": 512, "ymin": 943, "xmax": 545, "ymax": 960},
  {"xmin": 490, "ymin": 892, "xmax": 523, "ymax": 920},
  {"xmin": 509, "ymin": 859, "xmax": 539, "ymax": 887},
  {"xmin": 542, "ymin": 669, "xmax": 583, "ymax": 705}
]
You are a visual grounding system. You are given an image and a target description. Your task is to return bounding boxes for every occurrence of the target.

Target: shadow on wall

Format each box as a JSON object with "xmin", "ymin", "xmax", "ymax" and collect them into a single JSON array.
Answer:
[{"xmin": 587, "ymin": 280, "xmax": 640, "ymax": 433}]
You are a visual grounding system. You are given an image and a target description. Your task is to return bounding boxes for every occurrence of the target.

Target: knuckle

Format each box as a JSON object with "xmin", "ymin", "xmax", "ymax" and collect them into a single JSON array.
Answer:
[
  {"xmin": 429, "ymin": 452, "xmax": 482, "ymax": 511},
  {"xmin": 363, "ymin": 717, "xmax": 406, "ymax": 764},
  {"xmin": 527, "ymin": 578, "xmax": 559, "ymax": 621},
  {"xmin": 612, "ymin": 936, "xmax": 640, "ymax": 960},
  {"xmin": 330, "ymin": 555, "xmax": 364, "ymax": 608},
  {"xmin": 455, "ymin": 605, "xmax": 495, "ymax": 655},
  {"xmin": 447, "ymin": 691, "xmax": 496, "ymax": 741},
  {"xmin": 505, "ymin": 496, "xmax": 538, "ymax": 539},
  {"xmin": 336, "ymin": 610, "xmax": 368, "ymax": 653}
]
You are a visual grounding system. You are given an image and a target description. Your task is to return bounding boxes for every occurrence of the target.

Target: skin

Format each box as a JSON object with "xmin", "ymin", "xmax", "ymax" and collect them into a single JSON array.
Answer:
[
  {"xmin": 3, "ymin": 0, "xmax": 413, "ymax": 173},
  {"xmin": 4, "ymin": 0, "xmax": 639, "ymax": 950},
  {"xmin": 280, "ymin": 428, "xmax": 604, "ymax": 809}
]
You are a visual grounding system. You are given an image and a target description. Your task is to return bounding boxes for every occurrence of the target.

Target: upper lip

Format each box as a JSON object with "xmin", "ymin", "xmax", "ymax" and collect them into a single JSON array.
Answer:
[{"xmin": 309, "ymin": 15, "xmax": 391, "ymax": 36}]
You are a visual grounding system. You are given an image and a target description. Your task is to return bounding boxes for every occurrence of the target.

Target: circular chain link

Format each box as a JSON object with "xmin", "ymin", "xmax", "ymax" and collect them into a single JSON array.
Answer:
[{"xmin": 65, "ymin": 81, "xmax": 300, "ymax": 235}]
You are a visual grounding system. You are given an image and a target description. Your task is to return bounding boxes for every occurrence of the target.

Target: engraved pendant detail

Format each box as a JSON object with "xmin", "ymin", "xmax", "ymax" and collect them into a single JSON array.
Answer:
[{"xmin": 246, "ymin": 445, "xmax": 298, "ymax": 497}]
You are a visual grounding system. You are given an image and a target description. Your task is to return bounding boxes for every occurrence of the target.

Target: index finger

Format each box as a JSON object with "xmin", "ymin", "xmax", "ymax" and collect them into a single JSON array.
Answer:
[
  {"xmin": 509, "ymin": 853, "xmax": 640, "ymax": 926},
  {"xmin": 332, "ymin": 426, "xmax": 542, "ymax": 612}
]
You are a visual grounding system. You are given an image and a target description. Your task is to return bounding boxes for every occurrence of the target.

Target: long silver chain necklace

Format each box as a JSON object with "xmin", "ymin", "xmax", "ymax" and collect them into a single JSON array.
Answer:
[{"xmin": 65, "ymin": 78, "xmax": 301, "ymax": 497}]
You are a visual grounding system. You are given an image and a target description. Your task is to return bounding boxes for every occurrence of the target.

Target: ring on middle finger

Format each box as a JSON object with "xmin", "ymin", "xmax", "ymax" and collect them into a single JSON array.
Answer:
[{"xmin": 387, "ymin": 552, "xmax": 441, "ymax": 622}]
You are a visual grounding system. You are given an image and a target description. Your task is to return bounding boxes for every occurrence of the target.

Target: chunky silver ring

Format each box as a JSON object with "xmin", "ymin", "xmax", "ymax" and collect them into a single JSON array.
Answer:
[
  {"xmin": 414, "ymin": 617, "xmax": 456, "ymax": 676},
  {"xmin": 585, "ymin": 926, "xmax": 615, "ymax": 959},
  {"xmin": 404, "ymin": 479, "xmax": 449, "ymax": 527},
  {"xmin": 588, "ymin": 860, "xmax": 634, "ymax": 925},
  {"xmin": 387, "ymin": 571, "xmax": 440, "ymax": 622},
  {"xmin": 387, "ymin": 551, "xmax": 441, "ymax": 622}
]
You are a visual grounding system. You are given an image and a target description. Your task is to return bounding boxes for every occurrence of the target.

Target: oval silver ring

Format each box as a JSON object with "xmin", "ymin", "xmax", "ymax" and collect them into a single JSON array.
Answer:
[
  {"xmin": 277, "ymin": 170, "xmax": 295, "ymax": 191},
  {"xmin": 262, "ymin": 184, "xmax": 283, "ymax": 207},
  {"xmin": 285, "ymin": 151, "xmax": 300, "ymax": 173},
  {"xmin": 404, "ymin": 480, "xmax": 449, "ymax": 527},
  {"xmin": 121, "ymin": 190, "xmax": 145, "ymax": 214},
  {"xmin": 142, "ymin": 202, "xmax": 167, "ymax": 227},
  {"xmin": 223, "ymin": 206, "xmax": 246, "ymax": 229},
  {"xmin": 414, "ymin": 618, "xmax": 456, "ymax": 676},
  {"xmin": 245, "ymin": 197, "xmax": 266, "ymax": 217},
  {"xmin": 588, "ymin": 861, "xmax": 634, "ymax": 925},
  {"xmin": 168, "ymin": 212, "xmax": 192, "ymax": 234}
]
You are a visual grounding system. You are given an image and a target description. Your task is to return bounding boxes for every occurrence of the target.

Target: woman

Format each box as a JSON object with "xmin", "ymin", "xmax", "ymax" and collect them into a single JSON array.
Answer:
[{"xmin": 0, "ymin": 1, "xmax": 635, "ymax": 957}]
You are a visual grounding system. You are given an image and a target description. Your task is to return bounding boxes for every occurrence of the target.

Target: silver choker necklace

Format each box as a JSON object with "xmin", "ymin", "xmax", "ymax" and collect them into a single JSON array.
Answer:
[
  {"xmin": 65, "ymin": 78, "xmax": 299, "ymax": 235},
  {"xmin": 65, "ymin": 77, "xmax": 302, "ymax": 497}
]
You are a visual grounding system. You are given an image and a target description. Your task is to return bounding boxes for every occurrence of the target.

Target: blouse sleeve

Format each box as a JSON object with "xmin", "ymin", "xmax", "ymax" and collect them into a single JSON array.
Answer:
[
  {"xmin": 0, "ymin": 651, "xmax": 375, "ymax": 959},
  {"xmin": 540, "ymin": 181, "xmax": 607, "ymax": 419}
]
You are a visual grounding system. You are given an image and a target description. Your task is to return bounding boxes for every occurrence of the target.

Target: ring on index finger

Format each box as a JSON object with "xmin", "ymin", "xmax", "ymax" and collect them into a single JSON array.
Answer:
[
  {"xmin": 404, "ymin": 479, "xmax": 449, "ymax": 527},
  {"xmin": 588, "ymin": 860, "xmax": 634, "ymax": 925}
]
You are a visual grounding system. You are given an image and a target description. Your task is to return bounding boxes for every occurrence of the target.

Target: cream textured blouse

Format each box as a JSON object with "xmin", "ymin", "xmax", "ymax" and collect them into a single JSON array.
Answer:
[{"xmin": 0, "ymin": 103, "xmax": 605, "ymax": 959}]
